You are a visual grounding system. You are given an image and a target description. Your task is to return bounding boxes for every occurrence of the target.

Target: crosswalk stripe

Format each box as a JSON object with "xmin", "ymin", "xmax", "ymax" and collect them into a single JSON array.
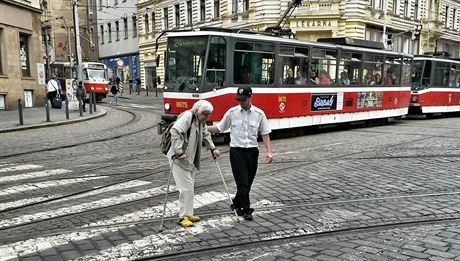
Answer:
[
  {"xmin": 0, "ymin": 196, "xmax": 59, "ymax": 211},
  {"xmin": 0, "ymin": 177, "xmax": 105, "ymax": 197},
  {"xmin": 0, "ymin": 190, "xmax": 231, "ymax": 258},
  {"xmin": 78, "ymin": 199, "xmax": 285, "ymax": 260},
  {"xmin": 0, "ymin": 169, "xmax": 72, "ymax": 183},
  {"xmin": 81, "ymin": 191, "xmax": 230, "ymax": 228},
  {"xmin": 0, "ymin": 184, "xmax": 176, "ymax": 229},
  {"xmin": 0, "ymin": 164, "xmax": 42, "ymax": 173}
]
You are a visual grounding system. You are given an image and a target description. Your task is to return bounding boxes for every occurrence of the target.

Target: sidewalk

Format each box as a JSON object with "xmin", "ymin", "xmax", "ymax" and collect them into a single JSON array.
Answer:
[
  {"xmin": 0, "ymin": 105, "xmax": 107, "ymax": 133},
  {"xmin": 108, "ymin": 90, "xmax": 163, "ymax": 104}
]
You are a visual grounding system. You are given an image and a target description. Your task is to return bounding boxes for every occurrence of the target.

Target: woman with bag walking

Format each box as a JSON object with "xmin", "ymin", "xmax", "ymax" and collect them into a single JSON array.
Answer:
[{"xmin": 167, "ymin": 100, "xmax": 220, "ymax": 228}]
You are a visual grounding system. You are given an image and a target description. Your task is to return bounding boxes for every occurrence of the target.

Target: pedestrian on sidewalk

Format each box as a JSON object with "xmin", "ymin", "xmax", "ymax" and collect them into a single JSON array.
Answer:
[
  {"xmin": 167, "ymin": 100, "xmax": 220, "ymax": 228},
  {"xmin": 128, "ymin": 79, "xmax": 133, "ymax": 94},
  {"xmin": 110, "ymin": 83, "xmax": 119, "ymax": 106},
  {"xmin": 136, "ymin": 77, "xmax": 141, "ymax": 94},
  {"xmin": 76, "ymin": 81, "xmax": 87, "ymax": 112},
  {"xmin": 208, "ymin": 86, "xmax": 273, "ymax": 221},
  {"xmin": 46, "ymin": 75, "xmax": 61, "ymax": 104}
]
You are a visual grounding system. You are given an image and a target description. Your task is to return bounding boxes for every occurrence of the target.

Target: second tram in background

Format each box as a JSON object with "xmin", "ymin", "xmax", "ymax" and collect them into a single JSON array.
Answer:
[
  {"xmin": 410, "ymin": 53, "xmax": 460, "ymax": 115},
  {"xmin": 159, "ymin": 28, "xmax": 413, "ymax": 134},
  {"xmin": 50, "ymin": 61, "xmax": 109, "ymax": 101}
]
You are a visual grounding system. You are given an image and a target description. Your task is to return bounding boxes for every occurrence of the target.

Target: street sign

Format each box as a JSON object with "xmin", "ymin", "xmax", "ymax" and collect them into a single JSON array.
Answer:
[{"xmin": 37, "ymin": 63, "xmax": 46, "ymax": 85}]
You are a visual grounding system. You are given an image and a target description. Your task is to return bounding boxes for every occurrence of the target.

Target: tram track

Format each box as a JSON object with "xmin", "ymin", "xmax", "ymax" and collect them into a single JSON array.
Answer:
[
  {"xmin": 0, "ymin": 107, "xmax": 160, "ymax": 159},
  {"xmin": 138, "ymin": 215, "xmax": 460, "ymax": 261},
  {"xmin": 0, "ymin": 131, "xmax": 449, "ymax": 231}
]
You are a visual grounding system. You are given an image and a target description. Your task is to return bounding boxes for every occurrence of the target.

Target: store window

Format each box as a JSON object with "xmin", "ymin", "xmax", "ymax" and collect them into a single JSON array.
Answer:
[
  {"xmin": 383, "ymin": 56, "xmax": 401, "ymax": 86},
  {"xmin": 363, "ymin": 53, "xmax": 383, "ymax": 86},
  {"xmin": 310, "ymin": 48, "xmax": 337, "ymax": 86},
  {"xmin": 19, "ymin": 33, "xmax": 30, "ymax": 77},
  {"xmin": 338, "ymin": 52, "xmax": 362, "ymax": 86},
  {"xmin": 233, "ymin": 41, "xmax": 275, "ymax": 85},
  {"xmin": 279, "ymin": 45, "xmax": 309, "ymax": 86}
]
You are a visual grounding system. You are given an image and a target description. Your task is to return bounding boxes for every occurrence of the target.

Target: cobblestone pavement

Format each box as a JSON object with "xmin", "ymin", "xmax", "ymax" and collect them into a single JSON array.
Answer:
[{"xmin": 0, "ymin": 96, "xmax": 459, "ymax": 260}]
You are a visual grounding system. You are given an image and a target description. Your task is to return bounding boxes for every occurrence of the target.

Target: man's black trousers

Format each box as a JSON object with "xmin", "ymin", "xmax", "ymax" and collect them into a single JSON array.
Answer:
[{"xmin": 230, "ymin": 147, "xmax": 259, "ymax": 213}]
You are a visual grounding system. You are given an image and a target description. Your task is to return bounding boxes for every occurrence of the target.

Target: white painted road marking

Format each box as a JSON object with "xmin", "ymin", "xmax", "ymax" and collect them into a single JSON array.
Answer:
[
  {"xmin": 0, "ymin": 169, "xmax": 72, "ymax": 183},
  {"xmin": 0, "ymin": 164, "xmax": 42, "ymax": 173}
]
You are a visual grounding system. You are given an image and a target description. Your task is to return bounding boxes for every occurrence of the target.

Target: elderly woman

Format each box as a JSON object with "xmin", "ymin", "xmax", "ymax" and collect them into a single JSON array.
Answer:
[{"xmin": 167, "ymin": 100, "xmax": 220, "ymax": 228}]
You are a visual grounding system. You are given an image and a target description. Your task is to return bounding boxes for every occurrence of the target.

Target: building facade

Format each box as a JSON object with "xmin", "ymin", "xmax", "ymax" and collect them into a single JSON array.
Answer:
[
  {"xmin": 41, "ymin": 0, "xmax": 95, "ymax": 63},
  {"xmin": 0, "ymin": 0, "xmax": 44, "ymax": 110},
  {"xmin": 97, "ymin": 0, "xmax": 140, "ymax": 83},
  {"xmin": 138, "ymin": 0, "xmax": 460, "ymax": 90}
]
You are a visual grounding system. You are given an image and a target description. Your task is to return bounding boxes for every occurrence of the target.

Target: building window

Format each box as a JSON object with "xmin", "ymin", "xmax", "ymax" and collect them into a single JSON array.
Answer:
[
  {"xmin": 372, "ymin": 0, "xmax": 384, "ymax": 10},
  {"xmin": 100, "ymin": 25, "xmax": 104, "ymax": 44},
  {"xmin": 114, "ymin": 0, "xmax": 117, "ymax": 5},
  {"xmin": 445, "ymin": 6, "xmax": 450, "ymax": 28},
  {"xmin": 200, "ymin": 0, "xmax": 205, "ymax": 21},
  {"xmin": 414, "ymin": 0, "xmax": 419, "ymax": 20},
  {"xmin": 144, "ymin": 14, "xmax": 149, "ymax": 33},
  {"xmin": 393, "ymin": 0, "xmax": 398, "ymax": 14},
  {"xmin": 164, "ymin": 8, "xmax": 169, "ymax": 29},
  {"xmin": 115, "ymin": 21, "xmax": 120, "ymax": 41},
  {"xmin": 132, "ymin": 16, "xmax": 137, "ymax": 37},
  {"xmin": 99, "ymin": 0, "xmax": 103, "ymax": 9},
  {"xmin": 0, "ymin": 29, "xmax": 3, "ymax": 75},
  {"xmin": 214, "ymin": 0, "xmax": 220, "ymax": 18},
  {"xmin": 19, "ymin": 33, "xmax": 30, "ymax": 77},
  {"xmin": 232, "ymin": 0, "xmax": 237, "ymax": 13},
  {"xmin": 152, "ymin": 12, "xmax": 155, "ymax": 32},
  {"xmin": 123, "ymin": 18, "xmax": 128, "ymax": 39},
  {"xmin": 175, "ymin": 4, "xmax": 180, "ymax": 27},
  {"xmin": 108, "ymin": 23, "xmax": 112, "ymax": 42},
  {"xmin": 243, "ymin": 0, "xmax": 249, "ymax": 12},
  {"xmin": 187, "ymin": 1, "xmax": 192, "ymax": 25},
  {"xmin": 403, "ymin": 0, "xmax": 409, "ymax": 17},
  {"xmin": 454, "ymin": 9, "xmax": 458, "ymax": 30}
]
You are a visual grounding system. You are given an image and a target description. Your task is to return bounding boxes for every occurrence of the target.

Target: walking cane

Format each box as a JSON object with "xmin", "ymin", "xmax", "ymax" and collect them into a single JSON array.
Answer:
[
  {"xmin": 158, "ymin": 160, "xmax": 174, "ymax": 232},
  {"xmin": 212, "ymin": 151, "xmax": 240, "ymax": 222}
]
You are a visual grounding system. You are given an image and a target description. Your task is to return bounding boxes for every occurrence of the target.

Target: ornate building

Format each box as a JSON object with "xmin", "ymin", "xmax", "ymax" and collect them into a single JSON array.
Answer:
[{"xmin": 137, "ymin": 0, "xmax": 460, "ymax": 90}]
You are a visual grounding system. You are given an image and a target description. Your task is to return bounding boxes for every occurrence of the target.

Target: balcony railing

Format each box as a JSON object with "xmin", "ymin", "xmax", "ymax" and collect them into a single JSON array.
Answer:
[{"xmin": 296, "ymin": 0, "xmax": 340, "ymax": 15}]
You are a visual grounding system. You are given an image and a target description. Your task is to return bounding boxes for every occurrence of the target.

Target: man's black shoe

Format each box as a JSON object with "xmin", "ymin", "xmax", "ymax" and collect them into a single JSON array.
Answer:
[
  {"xmin": 243, "ymin": 212, "xmax": 253, "ymax": 221},
  {"xmin": 230, "ymin": 204, "xmax": 244, "ymax": 216}
]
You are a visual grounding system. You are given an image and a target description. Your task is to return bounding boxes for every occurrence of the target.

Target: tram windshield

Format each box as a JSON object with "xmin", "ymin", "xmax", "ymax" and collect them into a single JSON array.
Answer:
[
  {"xmin": 166, "ymin": 36, "xmax": 208, "ymax": 92},
  {"xmin": 84, "ymin": 69, "xmax": 107, "ymax": 81},
  {"xmin": 411, "ymin": 60, "xmax": 424, "ymax": 89}
]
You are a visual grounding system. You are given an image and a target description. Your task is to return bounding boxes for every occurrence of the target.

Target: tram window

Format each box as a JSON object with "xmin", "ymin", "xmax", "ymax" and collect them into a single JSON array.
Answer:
[
  {"xmin": 363, "ymin": 53, "xmax": 383, "ymax": 86},
  {"xmin": 401, "ymin": 57, "xmax": 413, "ymax": 86},
  {"xmin": 311, "ymin": 48, "xmax": 337, "ymax": 86},
  {"xmin": 234, "ymin": 41, "xmax": 275, "ymax": 85},
  {"xmin": 338, "ymin": 52, "xmax": 362, "ymax": 86},
  {"xmin": 383, "ymin": 56, "xmax": 401, "ymax": 86},
  {"xmin": 204, "ymin": 37, "xmax": 226, "ymax": 92},
  {"xmin": 280, "ymin": 46, "xmax": 308, "ymax": 86},
  {"xmin": 432, "ymin": 61, "xmax": 450, "ymax": 87},
  {"xmin": 449, "ymin": 64, "xmax": 460, "ymax": 87}
]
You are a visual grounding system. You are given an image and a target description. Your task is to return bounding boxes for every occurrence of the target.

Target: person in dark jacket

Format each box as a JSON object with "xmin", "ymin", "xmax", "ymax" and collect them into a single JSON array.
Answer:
[
  {"xmin": 76, "ymin": 81, "xmax": 87, "ymax": 112},
  {"xmin": 110, "ymin": 83, "xmax": 119, "ymax": 106}
]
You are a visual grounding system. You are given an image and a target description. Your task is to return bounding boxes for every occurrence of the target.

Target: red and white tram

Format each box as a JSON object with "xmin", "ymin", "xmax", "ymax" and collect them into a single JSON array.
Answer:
[
  {"xmin": 159, "ymin": 28, "xmax": 412, "ymax": 133},
  {"xmin": 410, "ymin": 54, "xmax": 460, "ymax": 115},
  {"xmin": 81, "ymin": 62, "xmax": 110, "ymax": 101}
]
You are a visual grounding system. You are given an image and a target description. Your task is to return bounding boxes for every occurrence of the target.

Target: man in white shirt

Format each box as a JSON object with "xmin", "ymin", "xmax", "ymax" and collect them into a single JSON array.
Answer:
[
  {"xmin": 208, "ymin": 86, "xmax": 273, "ymax": 220},
  {"xmin": 46, "ymin": 75, "xmax": 61, "ymax": 103}
]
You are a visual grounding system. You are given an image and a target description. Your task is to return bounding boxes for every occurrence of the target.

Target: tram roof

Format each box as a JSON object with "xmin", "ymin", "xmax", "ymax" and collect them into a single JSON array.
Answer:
[
  {"xmin": 167, "ymin": 30, "xmax": 409, "ymax": 57},
  {"xmin": 414, "ymin": 55, "xmax": 460, "ymax": 64}
]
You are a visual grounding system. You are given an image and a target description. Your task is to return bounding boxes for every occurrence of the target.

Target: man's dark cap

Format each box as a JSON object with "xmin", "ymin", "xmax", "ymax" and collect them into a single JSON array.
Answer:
[{"xmin": 236, "ymin": 86, "xmax": 252, "ymax": 100}]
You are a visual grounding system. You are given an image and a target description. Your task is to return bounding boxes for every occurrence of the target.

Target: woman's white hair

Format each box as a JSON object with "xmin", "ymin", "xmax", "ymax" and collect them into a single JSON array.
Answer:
[{"xmin": 192, "ymin": 100, "xmax": 213, "ymax": 114}]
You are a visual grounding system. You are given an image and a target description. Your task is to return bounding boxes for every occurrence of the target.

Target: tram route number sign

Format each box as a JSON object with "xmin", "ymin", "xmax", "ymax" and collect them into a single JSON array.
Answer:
[{"xmin": 311, "ymin": 94, "xmax": 338, "ymax": 111}]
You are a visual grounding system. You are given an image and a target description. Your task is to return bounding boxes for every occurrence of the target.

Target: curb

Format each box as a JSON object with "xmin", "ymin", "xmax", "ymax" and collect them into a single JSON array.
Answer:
[{"xmin": 0, "ymin": 109, "xmax": 108, "ymax": 134}]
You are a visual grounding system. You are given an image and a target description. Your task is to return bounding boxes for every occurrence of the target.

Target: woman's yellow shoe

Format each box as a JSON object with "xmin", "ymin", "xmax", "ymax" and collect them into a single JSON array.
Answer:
[
  {"xmin": 178, "ymin": 217, "xmax": 194, "ymax": 228},
  {"xmin": 187, "ymin": 215, "xmax": 201, "ymax": 222}
]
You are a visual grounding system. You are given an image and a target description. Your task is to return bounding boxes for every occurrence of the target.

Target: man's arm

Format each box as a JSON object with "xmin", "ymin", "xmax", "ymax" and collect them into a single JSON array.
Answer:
[
  {"xmin": 207, "ymin": 126, "xmax": 220, "ymax": 134},
  {"xmin": 262, "ymin": 134, "xmax": 273, "ymax": 163},
  {"xmin": 207, "ymin": 109, "xmax": 231, "ymax": 134}
]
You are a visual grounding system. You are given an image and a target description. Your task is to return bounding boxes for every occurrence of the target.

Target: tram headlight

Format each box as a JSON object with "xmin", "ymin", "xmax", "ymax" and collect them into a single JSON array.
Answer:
[
  {"xmin": 411, "ymin": 96, "xmax": 418, "ymax": 102},
  {"xmin": 91, "ymin": 87, "xmax": 95, "ymax": 91},
  {"xmin": 104, "ymin": 87, "xmax": 108, "ymax": 91},
  {"xmin": 164, "ymin": 103, "xmax": 171, "ymax": 111}
]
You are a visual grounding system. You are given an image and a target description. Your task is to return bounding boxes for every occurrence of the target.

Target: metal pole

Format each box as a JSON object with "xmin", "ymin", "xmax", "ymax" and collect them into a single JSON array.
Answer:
[
  {"xmin": 158, "ymin": 162, "xmax": 174, "ymax": 232},
  {"xmin": 18, "ymin": 99, "xmax": 23, "ymax": 126},
  {"xmin": 89, "ymin": 92, "xmax": 93, "ymax": 114},
  {"xmin": 93, "ymin": 92, "xmax": 97, "ymax": 112},
  {"xmin": 146, "ymin": 85, "xmax": 149, "ymax": 96},
  {"xmin": 45, "ymin": 97, "xmax": 51, "ymax": 122},
  {"xmin": 72, "ymin": 0, "xmax": 82, "ymax": 82},
  {"xmin": 382, "ymin": 0, "xmax": 389, "ymax": 49},
  {"xmin": 65, "ymin": 97, "xmax": 69, "ymax": 119},
  {"xmin": 44, "ymin": 25, "xmax": 50, "ymax": 81},
  {"xmin": 79, "ymin": 100, "xmax": 83, "ymax": 116}
]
